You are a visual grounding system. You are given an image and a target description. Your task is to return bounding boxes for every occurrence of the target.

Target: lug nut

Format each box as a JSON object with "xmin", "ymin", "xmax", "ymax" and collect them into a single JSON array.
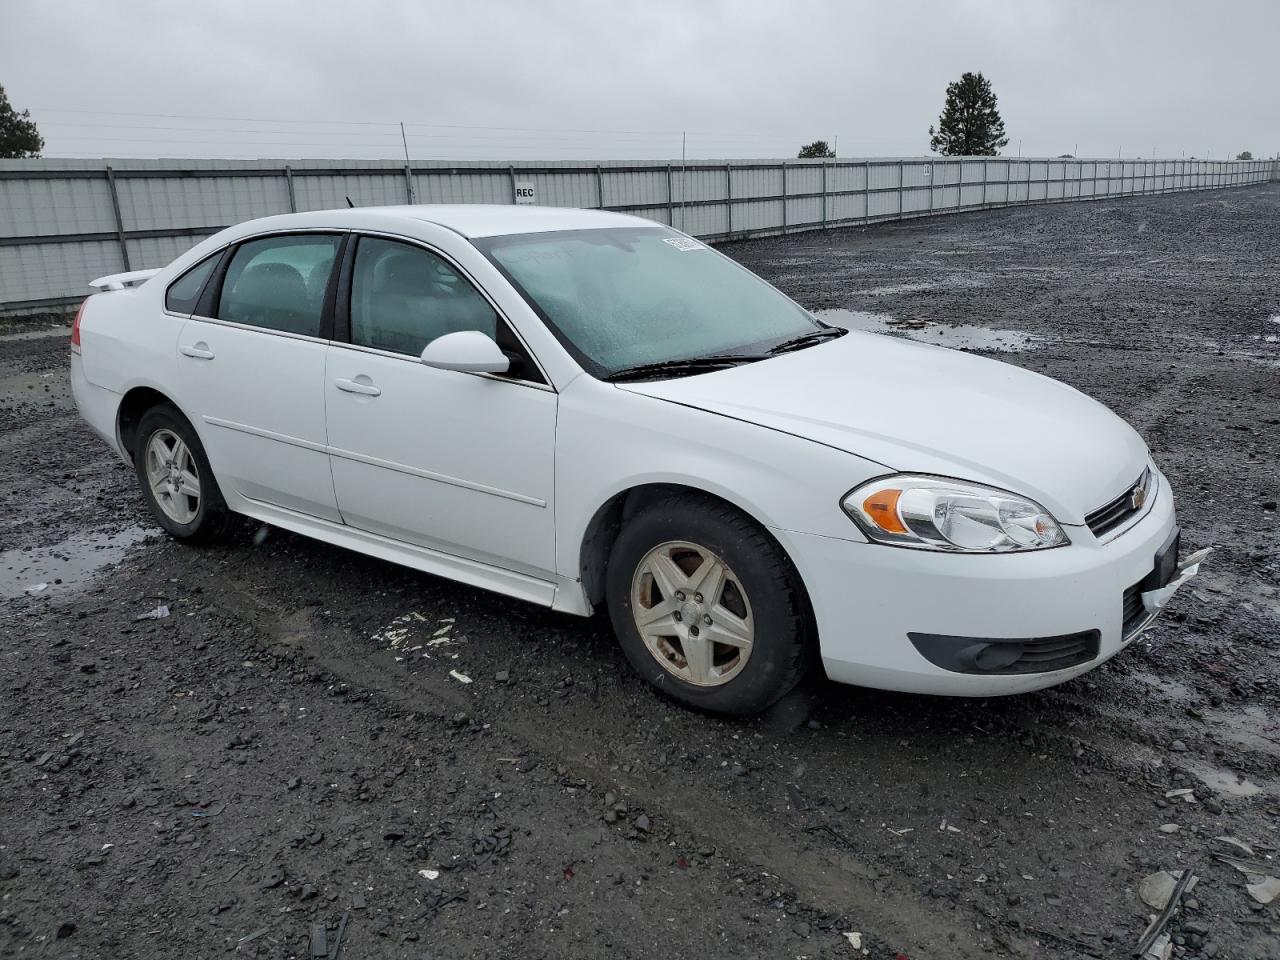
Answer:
[
  {"xmin": 675, "ymin": 591, "xmax": 686, "ymax": 602},
  {"xmin": 703, "ymin": 614, "xmax": 712, "ymax": 625},
  {"xmin": 689, "ymin": 625, "xmax": 700, "ymax": 637},
  {"xmin": 694, "ymin": 592, "xmax": 703, "ymax": 603},
  {"xmin": 673, "ymin": 611, "xmax": 682, "ymax": 622}
]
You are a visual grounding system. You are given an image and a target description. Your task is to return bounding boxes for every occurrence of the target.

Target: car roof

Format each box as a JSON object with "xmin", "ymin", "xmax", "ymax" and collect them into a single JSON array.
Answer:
[{"xmin": 231, "ymin": 204, "xmax": 660, "ymax": 240}]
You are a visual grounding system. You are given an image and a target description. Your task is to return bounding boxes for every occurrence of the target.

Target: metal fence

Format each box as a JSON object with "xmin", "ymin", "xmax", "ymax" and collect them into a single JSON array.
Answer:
[{"xmin": 2, "ymin": 155, "xmax": 1275, "ymax": 313}]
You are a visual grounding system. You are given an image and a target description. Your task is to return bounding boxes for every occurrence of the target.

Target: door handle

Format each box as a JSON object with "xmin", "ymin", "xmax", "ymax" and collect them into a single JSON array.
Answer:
[
  {"xmin": 180, "ymin": 343, "xmax": 214, "ymax": 360},
  {"xmin": 334, "ymin": 377, "xmax": 381, "ymax": 397}
]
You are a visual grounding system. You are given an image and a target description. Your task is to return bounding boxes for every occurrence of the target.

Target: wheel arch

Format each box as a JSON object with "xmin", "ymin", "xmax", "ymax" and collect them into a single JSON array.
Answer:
[
  {"xmin": 116, "ymin": 385, "xmax": 197, "ymax": 461},
  {"xmin": 577, "ymin": 482, "xmax": 816, "ymax": 632}
]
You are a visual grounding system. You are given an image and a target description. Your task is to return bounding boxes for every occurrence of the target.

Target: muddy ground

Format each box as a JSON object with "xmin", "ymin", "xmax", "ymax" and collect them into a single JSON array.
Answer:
[{"xmin": 2, "ymin": 185, "xmax": 1278, "ymax": 960}]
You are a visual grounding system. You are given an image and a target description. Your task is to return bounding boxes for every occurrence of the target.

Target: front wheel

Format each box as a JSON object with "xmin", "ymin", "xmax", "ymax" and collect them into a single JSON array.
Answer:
[
  {"xmin": 605, "ymin": 494, "xmax": 810, "ymax": 715},
  {"xmin": 133, "ymin": 404, "xmax": 233, "ymax": 544}
]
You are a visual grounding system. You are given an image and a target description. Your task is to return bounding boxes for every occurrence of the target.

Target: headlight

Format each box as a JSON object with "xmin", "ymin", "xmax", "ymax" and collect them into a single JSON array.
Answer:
[{"xmin": 841, "ymin": 475, "xmax": 1069, "ymax": 553}]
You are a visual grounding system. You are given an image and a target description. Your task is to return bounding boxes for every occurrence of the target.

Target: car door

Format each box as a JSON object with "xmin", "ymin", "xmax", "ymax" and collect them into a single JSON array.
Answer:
[
  {"xmin": 176, "ymin": 231, "xmax": 344, "ymax": 523},
  {"xmin": 324, "ymin": 233, "xmax": 557, "ymax": 579}
]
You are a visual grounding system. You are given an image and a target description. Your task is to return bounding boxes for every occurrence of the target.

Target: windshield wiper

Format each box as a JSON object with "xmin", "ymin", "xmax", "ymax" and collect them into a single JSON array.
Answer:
[
  {"xmin": 766, "ymin": 326, "xmax": 847, "ymax": 355},
  {"xmin": 603, "ymin": 354, "xmax": 767, "ymax": 383}
]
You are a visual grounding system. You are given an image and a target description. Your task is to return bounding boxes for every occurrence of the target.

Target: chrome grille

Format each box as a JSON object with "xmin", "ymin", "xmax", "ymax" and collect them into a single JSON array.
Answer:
[{"xmin": 1087, "ymin": 468, "xmax": 1153, "ymax": 539}]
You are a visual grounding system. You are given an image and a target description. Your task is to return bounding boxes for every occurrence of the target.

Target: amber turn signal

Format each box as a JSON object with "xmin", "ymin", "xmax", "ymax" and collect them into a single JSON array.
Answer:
[{"xmin": 862, "ymin": 488, "xmax": 908, "ymax": 534}]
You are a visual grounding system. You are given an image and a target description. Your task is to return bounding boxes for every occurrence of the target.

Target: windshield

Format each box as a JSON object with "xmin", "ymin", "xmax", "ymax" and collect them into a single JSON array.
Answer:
[{"xmin": 475, "ymin": 227, "xmax": 822, "ymax": 378}]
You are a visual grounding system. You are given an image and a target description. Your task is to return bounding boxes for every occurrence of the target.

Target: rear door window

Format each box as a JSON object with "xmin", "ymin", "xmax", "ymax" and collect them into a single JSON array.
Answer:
[{"xmin": 217, "ymin": 234, "xmax": 340, "ymax": 337}]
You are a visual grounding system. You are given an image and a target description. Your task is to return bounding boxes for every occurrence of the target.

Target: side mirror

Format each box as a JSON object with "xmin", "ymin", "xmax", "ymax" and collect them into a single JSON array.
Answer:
[{"xmin": 419, "ymin": 330, "xmax": 510, "ymax": 374}]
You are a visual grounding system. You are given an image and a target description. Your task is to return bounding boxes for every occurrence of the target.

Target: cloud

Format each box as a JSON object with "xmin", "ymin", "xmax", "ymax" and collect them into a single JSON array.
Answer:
[{"xmin": 2, "ymin": 0, "xmax": 1272, "ymax": 160}]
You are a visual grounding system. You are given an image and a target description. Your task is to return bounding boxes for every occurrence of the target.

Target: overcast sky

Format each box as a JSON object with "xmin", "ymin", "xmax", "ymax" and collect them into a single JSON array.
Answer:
[{"xmin": 3, "ymin": 0, "xmax": 1276, "ymax": 162}]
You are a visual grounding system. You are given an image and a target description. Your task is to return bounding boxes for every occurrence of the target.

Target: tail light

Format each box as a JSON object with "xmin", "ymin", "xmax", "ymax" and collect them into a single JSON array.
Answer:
[{"xmin": 71, "ymin": 299, "xmax": 87, "ymax": 354}]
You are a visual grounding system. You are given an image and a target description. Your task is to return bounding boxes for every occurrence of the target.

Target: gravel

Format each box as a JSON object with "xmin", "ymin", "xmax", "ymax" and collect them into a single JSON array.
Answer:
[{"xmin": 2, "ymin": 184, "xmax": 1279, "ymax": 959}]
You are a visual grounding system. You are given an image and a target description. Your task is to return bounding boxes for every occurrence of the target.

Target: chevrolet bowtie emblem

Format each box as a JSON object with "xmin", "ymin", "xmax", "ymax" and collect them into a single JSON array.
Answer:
[{"xmin": 1130, "ymin": 484, "xmax": 1147, "ymax": 511}]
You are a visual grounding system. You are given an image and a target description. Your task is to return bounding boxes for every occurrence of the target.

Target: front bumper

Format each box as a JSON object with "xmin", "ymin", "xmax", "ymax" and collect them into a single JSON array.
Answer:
[{"xmin": 772, "ymin": 469, "xmax": 1198, "ymax": 696}]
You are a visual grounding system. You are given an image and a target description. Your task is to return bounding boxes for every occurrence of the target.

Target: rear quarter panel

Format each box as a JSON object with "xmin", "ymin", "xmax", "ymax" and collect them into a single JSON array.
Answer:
[{"xmin": 80, "ymin": 285, "xmax": 183, "ymax": 395}]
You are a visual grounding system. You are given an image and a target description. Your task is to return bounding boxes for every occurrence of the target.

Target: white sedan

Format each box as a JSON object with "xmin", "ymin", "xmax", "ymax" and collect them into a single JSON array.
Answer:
[{"xmin": 70, "ymin": 205, "xmax": 1207, "ymax": 714}]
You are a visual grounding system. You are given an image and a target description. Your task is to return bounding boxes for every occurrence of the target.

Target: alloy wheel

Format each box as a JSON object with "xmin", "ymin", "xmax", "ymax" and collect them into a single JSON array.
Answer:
[
  {"xmin": 629, "ymin": 540, "xmax": 755, "ymax": 686},
  {"xmin": 144, "ymin": 428, "xmax": 201, "ymax": 525}
]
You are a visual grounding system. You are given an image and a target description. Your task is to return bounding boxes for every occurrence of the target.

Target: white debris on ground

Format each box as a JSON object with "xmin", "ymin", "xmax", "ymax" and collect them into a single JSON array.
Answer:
[{"xmin": 370, "ymin": 612, "xmax": 462, "ymax": 660}]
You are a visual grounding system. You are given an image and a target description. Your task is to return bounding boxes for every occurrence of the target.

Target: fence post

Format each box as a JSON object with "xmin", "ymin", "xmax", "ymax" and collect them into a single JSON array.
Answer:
[
  {"xmin": 928, "ymin": 158, "xmax": 935, "ymax": 211},
  {"xmin": 781, "ymin": 161, "xmax": 788, "ymax": 234},
  {"xmin": 863, "ymin": 160, "xmax": 871, "ymax": 224},
  {"xmin": 104, "ymin": 165, "xmax": 131, "ymax": 272},
  {"xmin": 898, "ymin": 159, "xmax": 905, "ymax": 217},
  {"xmin": 508, "ymin": 165, "xmax": 517, "ymax": 204},
  {"xmin": 284, "ymin": 165, "xmax": 297, "ymax": 212},
  {"xmin": 403, "ymin": 163, "xmax": 414, "ymax": 204},
  {"xmin": 595, "ymin": 165, "xmax": 604, "ymax": 209},
  {"xmin": 725, "ymin": 162, "xmax": 732, "ymax": 236},
  {"xmin": 666, "ymin": 164, "xmax": 674, "ymax": 227},
  {"xmin": 821, "ymin": 161, "xmax": 827, "ymax": 230}
]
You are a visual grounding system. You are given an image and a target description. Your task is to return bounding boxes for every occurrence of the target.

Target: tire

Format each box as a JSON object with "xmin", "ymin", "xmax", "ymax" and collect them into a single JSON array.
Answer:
[
  {"xmin": 132, "ymin": 403, "xmax": 233, "ymax": 544},
  {"xmin": 605, "ymin": 493, "xmax": 810, "ymax": 715}
]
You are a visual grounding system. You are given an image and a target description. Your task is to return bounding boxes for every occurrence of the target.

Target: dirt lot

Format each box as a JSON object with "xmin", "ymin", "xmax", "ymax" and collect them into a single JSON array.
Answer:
[{"xmin": 2, "ymin": 185, "xmax": 1278, "ymax": 960}]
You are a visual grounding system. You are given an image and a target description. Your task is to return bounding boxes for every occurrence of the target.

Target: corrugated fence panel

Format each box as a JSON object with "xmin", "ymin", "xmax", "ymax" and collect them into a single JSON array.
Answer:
[
  {"xmin": 2, "ymin": 156, "xmax": 1274, "ymax": 310},
  {"xmin": 1, "ymin": 239, "xmax": 125, "ymax": 303},
  {"xmin": 786, "ymin": 196, "xmax": 822, "ymax": 226},
  {"xmin": 686, "ymin": 167, "xmax": 729, "ymax": 203},
  {"xmin": 1, "ymin": 175, "xmax": 116, "ymax": 238},
  {"xmin": 603, "ymin": 169, "xmax": 668, "ymax": 209},
  {"xmin": 118, "ymin": 173, "xmax": 290, "ymax": 231},
  {"xmin": 731, "ymin": 166, "xmax": 783, "ymax": 200},
  {"xmin": 415, "ymin": 170, "xmax": 510, "ymax": 205},
  {"xmin": 295, "ymin": 172, "xmax": 406, "ymax": 211},
  {"xmin": 785, "ymin": 165, "xmax": 822, "ymax": 199},
  {"xmin": 828, "ymin": 183, "xmax": 866, "ymax": 222},
  {"xmin": 734, "ymin": 198, "xmax": 784, "ymax": 232},
  {"xmin": 126, "ymin": 233, "xmax": 216, "ymax": 272},
  {"xmin": 527, "ymin": 171, "xmax": 598, "ymax": 209},
  {"xmin": 625, "ymin": 205, "xmax": 673, "ymax": 228}
]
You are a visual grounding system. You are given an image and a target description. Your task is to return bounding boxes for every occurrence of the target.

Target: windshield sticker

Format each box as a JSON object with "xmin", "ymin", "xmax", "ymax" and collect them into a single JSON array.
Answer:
[{"xmin": 663, "ymin": 237, "xmax": 705, "ymax": 252}]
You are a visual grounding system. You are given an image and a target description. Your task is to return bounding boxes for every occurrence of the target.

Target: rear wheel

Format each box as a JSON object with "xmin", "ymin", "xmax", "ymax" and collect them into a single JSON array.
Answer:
[
  {"xmin": 606, "ymin": 494, "xmax": 809, "ymax": 715},
  {"xmin": 133, "ymin": 404, "xmax": 233, "ymax": 543}
]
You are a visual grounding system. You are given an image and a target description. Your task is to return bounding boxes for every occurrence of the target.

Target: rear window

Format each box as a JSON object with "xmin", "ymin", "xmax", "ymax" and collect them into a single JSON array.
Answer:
[
  {"xmin": 165, "ymin": 254, "xmax": 218, "ymax": 314},
  {"xmin": 217, "ymin": 234, "xmax": 340, "ymax": 337}
]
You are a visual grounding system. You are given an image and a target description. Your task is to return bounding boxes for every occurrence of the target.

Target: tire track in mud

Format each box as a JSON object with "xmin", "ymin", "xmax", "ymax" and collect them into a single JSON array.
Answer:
[{"xmin": 207, "ymin": 579, "xmax": 1029, "ymax": 959}]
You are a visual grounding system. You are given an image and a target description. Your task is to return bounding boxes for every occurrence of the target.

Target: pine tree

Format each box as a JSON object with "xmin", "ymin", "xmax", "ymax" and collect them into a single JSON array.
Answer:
[
  {"xmin": 0, "ymin": 85, "xmax": 43, "ymax": 159},
  {"xmin": 928, "ymin": 72, "xmax": 1008, "ymax": 156},
  {"xmin": 797, "ymin": 140, "xmax": 836, "ymax": 159}
]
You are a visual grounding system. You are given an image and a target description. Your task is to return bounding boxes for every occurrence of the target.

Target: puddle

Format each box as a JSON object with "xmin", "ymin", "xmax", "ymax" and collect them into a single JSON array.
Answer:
[
  {"xmin": 816, "ymin": 308, "xmax": 1044, "ymax": 352},
  {"xmin": 860, "ymin": 281, "xmax": 940, "ymax": 296},
  {"xmin": 1187, "ymin": 764, "xmax": 1265, "ymax": 798},
  {"xmin": 860, "ymin": 276, "xmax": 987, "ymax": 297},
  {"xmin": 1, "ymin": 525, "xmax": 158, "ymax": 599}
]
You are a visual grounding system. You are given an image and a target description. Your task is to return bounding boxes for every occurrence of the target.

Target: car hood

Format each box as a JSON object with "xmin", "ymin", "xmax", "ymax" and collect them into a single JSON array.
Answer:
[{"xmin": 617, "ymin": 331, "xmax": 1150, "ymax": 525}]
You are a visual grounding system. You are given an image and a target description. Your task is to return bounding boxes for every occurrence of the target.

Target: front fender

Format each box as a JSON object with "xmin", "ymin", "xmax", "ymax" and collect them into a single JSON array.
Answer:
[{"xmin": 554, "ymin": 377, "xmax": 879, "ymax": 580}]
